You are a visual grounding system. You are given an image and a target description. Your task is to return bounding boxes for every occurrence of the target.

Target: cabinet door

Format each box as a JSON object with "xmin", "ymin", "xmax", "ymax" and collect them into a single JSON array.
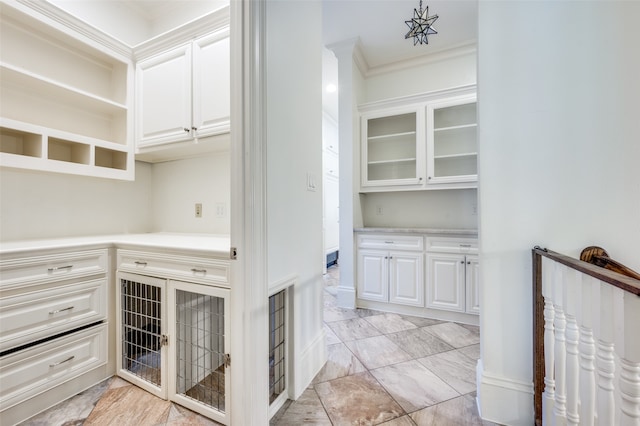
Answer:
[
  {"xmin": 465, "ymin": 255, "xmax": 480, "ymax": 314},
  {"xmin": 136, "ymin": 44, "xmax": 192, "ymax": 147},
  {"xmin": 388, "ymin": 251, "xmax": 424, "ymax": 307},
  {"xmin": 361, "ymin": 108, "xmax": 425, "ymax": 189},
  {"xmin": 357, "ymin": 250, "xmax": 388, "ymax": 302},
  {"xmin": 426, "ymin": 253, "xmax": 465, "ymax": 312},
  {"xmin": 192, "ymin": 32, "xmax": 230, "ymax": 138},
  {"xmin": 167, "ymin": 280, "xmax": 230, "ymax": 425},
  {"xmin": 426, "ymin": 96, "xmax": 477, "ymax": 186}
]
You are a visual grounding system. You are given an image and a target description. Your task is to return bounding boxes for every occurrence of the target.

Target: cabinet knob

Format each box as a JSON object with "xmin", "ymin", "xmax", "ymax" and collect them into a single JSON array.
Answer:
[
  {"xmin": 461, "ymin": 260, "xmax": 465, "ymax": 264},
  {"xmin": 183, "ymin": 128, "xmax": 190, "ymax": 133},
  {"xmin": 192, "ymin": 126, "xmax": 198, "ymax": 131},
  {"xmin": 467, "ymin": 261, "xmax": 471, "ymax": 265},
  {"xmin": 428, "ymin": 176, "xmax": 432, "ymax": 180},
  {"xmin": 419, "ymin": 177, "xmax": 423, "ymax": 181},
  {"xmin": 384, "ymin": 256, "xmax": 388, "ymax": 259}
]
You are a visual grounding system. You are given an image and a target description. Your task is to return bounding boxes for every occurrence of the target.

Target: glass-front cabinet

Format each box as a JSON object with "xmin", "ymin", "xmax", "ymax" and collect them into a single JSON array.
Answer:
[
  {"xmin": 361, "ymin": 107, "xmax": 425, "ymax": 188},
  {"xmin": 426, "ymin": 95, "xmax": 477, "ymax": 185},
  {"xmin": 359, "ymin": 86, "xmax": 477, "ymax": 192}
]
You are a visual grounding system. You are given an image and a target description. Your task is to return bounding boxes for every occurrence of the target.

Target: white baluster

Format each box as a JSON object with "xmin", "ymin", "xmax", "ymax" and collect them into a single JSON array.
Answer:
[
  {"xmin": 617, "ymin": 291, "xmax": 640, "ymax": 426},
  {"xmin": 563, "ymin": 268, "xmax": 580, "ymax": 425},
  {"xmin": 595, "ymin": 282, "xmax": 615, "ymax": 425},
  {"xmin": 554, "ymin": 265, "xmax": 567, "ymax": 425},
  {"xmin": 542, "ymin": 257, "xmax": 556, "ymax": 424},
  {"xmin": 579, "ymin": 276, "xmax": 597, "ymax": 426}
]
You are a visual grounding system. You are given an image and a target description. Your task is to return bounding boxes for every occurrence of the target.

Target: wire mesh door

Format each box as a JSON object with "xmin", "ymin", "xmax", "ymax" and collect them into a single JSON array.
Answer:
[
  {"xmin": 117, "ymin": 272, "xmax": 167, "ymax": 398},
  {"xmin": 168, "ymin": 280, "xmax": 230, "ymax": 425}
]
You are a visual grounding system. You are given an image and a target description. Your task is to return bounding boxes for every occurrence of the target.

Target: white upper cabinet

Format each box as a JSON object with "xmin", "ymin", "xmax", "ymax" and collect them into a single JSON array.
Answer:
[
  {"xmin": 361, "ymin": 107, "xmax": 425, "ymax": 189},
  {"xmin": 0, "ymin": 3, "xmax": 134, "ymax": 180},
  {"xmin": 136, "ymin": 28, "xmax": 230, "ymax": 151},
  {"xmin": 359, "ymin": 85, "xmax": 476, "ymax": 192},
  {"xmin": 426, "ymin": 95, "xmax": 477, "ymax": 185}
]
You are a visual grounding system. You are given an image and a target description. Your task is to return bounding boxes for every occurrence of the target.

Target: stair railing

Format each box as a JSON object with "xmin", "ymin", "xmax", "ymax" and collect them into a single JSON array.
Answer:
[{"xmin": 532, "ymin": 246, "xmax": 640, "ymax": 426}]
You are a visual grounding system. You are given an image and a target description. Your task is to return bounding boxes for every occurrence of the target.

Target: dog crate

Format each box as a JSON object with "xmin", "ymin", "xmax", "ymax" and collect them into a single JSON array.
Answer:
[{"xmin": 117, "ymin": 272, "xmax": 230, "ymax": 424}]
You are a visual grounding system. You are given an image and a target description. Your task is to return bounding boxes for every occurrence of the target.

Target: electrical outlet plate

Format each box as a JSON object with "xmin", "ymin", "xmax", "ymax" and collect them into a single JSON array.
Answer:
[{"xmin": 195, "ymin": 203, "xmax": 202, "ymax": 218}]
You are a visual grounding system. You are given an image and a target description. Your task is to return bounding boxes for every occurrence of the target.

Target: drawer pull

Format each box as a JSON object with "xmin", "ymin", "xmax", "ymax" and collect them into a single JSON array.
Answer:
[
  {"xmin": 134, "ymin": 261, "xmax": 148, "ymax": 266},
  {"xmin": 48, "ymin": 265, "xmax": 73, "ymax": 272},
  {"xmin": 49, "ymin": 355, "xmax": 75, "ymax": 367},
  {"xmin": 459, "ymin": 244, "xmax": 472, "ymax": 248},
  {"xmin": 191, "ymin": 268, "xmax": 207, "ymax": 274},
  {"xmin": 384, "ymin": 241, "xmax": 394, "ymax": 244},
  {"xmin": 49, "ymin": 306, "xmax": 74, "ymax": 315}
]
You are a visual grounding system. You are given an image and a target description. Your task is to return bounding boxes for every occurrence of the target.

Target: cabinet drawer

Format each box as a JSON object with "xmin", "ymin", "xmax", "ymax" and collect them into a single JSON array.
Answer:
[
  {"xmin": 426, "ymin": 236, "xmax": 478, "ymax": 254},
  {"xmin": 0, "ymin": 249, "xmax": 108, "ymax": 291},
  {"xmin": 0, "ymin": 323, "xmax": 107, "ymax": 411},
  {"xmin": 117, "ymin": 250, "xmax": 230, "ymax": 287},
  {"xmin": 0, "ymin": 279, "xmax": 107, "ymax": 352},
  {"xmin": 357, "ymin": 234, "xmax": 424, "ymax": 251}
]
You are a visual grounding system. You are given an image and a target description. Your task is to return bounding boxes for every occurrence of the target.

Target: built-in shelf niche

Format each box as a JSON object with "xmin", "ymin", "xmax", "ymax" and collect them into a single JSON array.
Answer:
[
  {"xmin": 48, "ymin": 138, "xmax": 90, "ymax": 165},
  {"xmin": 95, "ymin": 147, "xmax": 127, "ymax": 170},
  {"xmin": 366, "ymin": 112, "xmax": 418, "ymax": 182},
  {"xmin": 0, "ymin": 127, "xmax": 41, "ymax": 157}
]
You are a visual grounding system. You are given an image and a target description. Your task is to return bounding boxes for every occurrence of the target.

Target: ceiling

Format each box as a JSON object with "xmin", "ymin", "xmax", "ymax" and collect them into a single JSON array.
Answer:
[{"xmin": 323, "ymin": 0, "xmax": 478, "ymax": 70}]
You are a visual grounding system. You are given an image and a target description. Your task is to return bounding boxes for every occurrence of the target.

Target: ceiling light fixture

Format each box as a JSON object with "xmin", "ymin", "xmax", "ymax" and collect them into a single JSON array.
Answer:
[{"xmin": 405, "ymin": 0, "xmax": 438, "ymax": 45}]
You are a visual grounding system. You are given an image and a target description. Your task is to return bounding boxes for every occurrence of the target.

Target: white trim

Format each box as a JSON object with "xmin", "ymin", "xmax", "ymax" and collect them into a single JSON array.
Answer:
[
  {"xmin": 12, "ymin": 0, "xmax": 131, "ymax": 60},
  {"xmin": 229, "ymin": 0, "xmax": 269, "ymax": 424},
  {"xmin": 358, "ymin": 84, "xmax": 477, "ymax": 113},
  {"xmin": 366, "ymin": 41, "xmax": 477, "ymax": 77},
  {"xmin": 269, "ymin": 274, "xmax": 298, "ymax": 296},
  {"xmin": 477, "ymin": 359, "xmax": 535, "ymax": 425}
]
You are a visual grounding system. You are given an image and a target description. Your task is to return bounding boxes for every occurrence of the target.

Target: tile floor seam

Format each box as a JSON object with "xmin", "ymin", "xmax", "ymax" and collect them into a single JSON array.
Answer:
[{"xmin": 310, "ymin": 382, "xmax": 335, "ymax": 425}]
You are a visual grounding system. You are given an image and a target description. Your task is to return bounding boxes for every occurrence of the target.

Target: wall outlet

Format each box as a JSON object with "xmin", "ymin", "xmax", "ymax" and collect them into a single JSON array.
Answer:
[
  {"xmin": 195, "ymin": 203, "xmax": 202, "ymax": 218},
  {"xmin": 376, "ymin": 205, "xmax": 384, "ymax": 215},
  {"xmin": 215, "ymin": 202, "xmax": 226, "ymax": 218},
  {"xmin": 472, "ymin": 204, "xmax": 477, "ymax": 215}
]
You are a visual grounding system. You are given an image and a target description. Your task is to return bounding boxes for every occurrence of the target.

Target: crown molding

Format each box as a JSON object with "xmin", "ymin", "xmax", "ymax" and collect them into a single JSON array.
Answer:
[
  {"xmin": 366, "ymin": 40, "xmax": 477, "ymax": 78},
  {"xmin": 358, "ymin": 83, "xmax": 476, "ymax": 112},
  {"xmin": 12, "ymin": 0, "xmax": 132, "ymax": 60},
  {"xmin": 132, "ymin": 6, "xmax": 230, "ymax": 61}
]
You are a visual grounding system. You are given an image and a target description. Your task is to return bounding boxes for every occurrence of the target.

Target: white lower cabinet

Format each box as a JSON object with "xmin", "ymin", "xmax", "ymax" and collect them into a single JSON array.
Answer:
[
  {"xmin": 356, "ymin": 232, "xmax": 479, "ymax": 318},
  {"xmin": 426, "ymin": 253, "xmax": 478, "ymax": 313},
  {"xmin": 357, "ymin": 235, "xmax": 424, "ymax": 307},
  {"xmin": 426, "ymin": 236, "xmax": 479, "ymax": 315},
  {"xmin": 117, "ymin": 262, "xmax": 230, "ymax": 424}
]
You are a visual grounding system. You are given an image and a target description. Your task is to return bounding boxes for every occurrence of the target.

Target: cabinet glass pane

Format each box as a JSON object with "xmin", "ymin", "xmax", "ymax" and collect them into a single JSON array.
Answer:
[
  {"xmin": 366, "ymin": 112, "xmax": 417, "ymax": 181},
  {"xmin": 121, "ymin": 278, "xmax": 162, "ymax": 387},
  {"xmin": 176, "ymin": 289, "xmax": 226, "ymax": 413},
  {"xmin": 432, "ymin": 102, "xmax": 477, "ymax": 178}
]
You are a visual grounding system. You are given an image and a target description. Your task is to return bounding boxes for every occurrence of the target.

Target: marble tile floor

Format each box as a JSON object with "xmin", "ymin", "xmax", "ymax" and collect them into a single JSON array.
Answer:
[{"xmin": 19, "ymin": 266, "xmax": 498, "ymax": 426}]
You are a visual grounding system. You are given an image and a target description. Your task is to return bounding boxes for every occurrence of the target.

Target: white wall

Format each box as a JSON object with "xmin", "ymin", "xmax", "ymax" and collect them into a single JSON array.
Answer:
[
  {"xmin": 266, "ymin": 0, "xmax": 325, "ymax": 398},
  {"xmin": 150, "ymin": 152, "xmax": 230, "ymax": 234},
  {"xmin": 362, "ymin": 189, "xmax": 477, "ymax": 229},
  {"xmin": 365, "ymin": 49, "xmax": 476, "ymax": 103},
  {"xmin": 477, "ymin": 2, "xmax": 640, "ymax": 424},
  {"xmin": 0, "ymin": 162, "xmax": 152, "ymax": 242}
]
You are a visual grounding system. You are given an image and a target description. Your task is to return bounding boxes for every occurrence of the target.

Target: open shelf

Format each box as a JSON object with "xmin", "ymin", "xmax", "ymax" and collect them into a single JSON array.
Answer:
[
  {"xmin": 433, "ymin": 152, "xmax": 477, "ymax": 160},
  {"xmin": 368, "ymin": 158, "xmax": 417, "ymax": 165},
  {"xmin": 0, "ymin": 127, "xmax": 42, "ymax": 157},
  {"xmin": 368, "ymin": 131, "xmax": 416, "ymax": 141},
  {"xmin": 95, "ymin": 147, "xmax": 128, "ymax": 170},
  {"xmin": 0, "ymin": 4, "xmax": 134, "ymax": 180}
]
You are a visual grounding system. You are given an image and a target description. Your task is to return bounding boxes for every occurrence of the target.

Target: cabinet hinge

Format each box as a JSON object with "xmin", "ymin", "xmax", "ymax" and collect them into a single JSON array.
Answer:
[
  {"xmin": 224, "ymin": 353, "xmax": 231, "ymax": 367},
  {"xmin": 230, "ymin": 247, "xmax": 237, "ymax": 260},
  {"xmin": 161, "ymin": 335, "xmax": 169, "ymax": 347}
]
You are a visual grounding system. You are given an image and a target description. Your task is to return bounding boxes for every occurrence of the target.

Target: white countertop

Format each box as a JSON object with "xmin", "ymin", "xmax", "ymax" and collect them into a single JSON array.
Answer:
[
  {"xmin": 354, "ymin": 227, "xmax": 478, "ymax": 236},
  {"xmin": 0, "ymin": 233, "xmax": 231, "ymax": 258}
]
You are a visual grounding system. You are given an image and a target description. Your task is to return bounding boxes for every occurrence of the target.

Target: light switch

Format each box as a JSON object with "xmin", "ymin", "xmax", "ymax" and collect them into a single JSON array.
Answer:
[{"xmin": 307, "ymin": 172, "xmax": 317, "ymax": 192}]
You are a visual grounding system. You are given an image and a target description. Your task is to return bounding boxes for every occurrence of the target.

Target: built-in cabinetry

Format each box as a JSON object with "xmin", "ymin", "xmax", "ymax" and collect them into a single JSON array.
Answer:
[
  {"xmin": 360, "ymin": 85, "xmax": 476, "ymax": 192},
  {"xmin": 116, "ymin": 249, "xmax": 231, "ymax": 425},
  {"xmin": 135, "ymin": 28, "xmax": 230, "ymax": 150},
  {"xmin": 0, "ymin": 2, "xmax": 134, "ymax": 180},
  {"xmin": 425, "ymin": 236, "xmax": 479, "ymax": 314},
  {"xmin": 356, "ymin": 230, "xmax": 478, "ymax": 323},
  {"xmin": 356, "ymin": 234, "xmax": 424, "ymax": 307},
  {"xmin": 0, "ymin": 248, "xmax": 110, "ymax": 425}
]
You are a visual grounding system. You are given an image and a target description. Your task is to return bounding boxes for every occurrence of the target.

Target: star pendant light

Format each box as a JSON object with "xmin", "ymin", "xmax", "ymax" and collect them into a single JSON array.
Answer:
[{"xmin": 405, "ymin": 0, "xmax": 438, "ymax": 45}]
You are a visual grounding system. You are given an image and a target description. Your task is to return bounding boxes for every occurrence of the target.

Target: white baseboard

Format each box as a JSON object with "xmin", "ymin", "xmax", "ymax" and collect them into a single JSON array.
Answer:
[
  {"xmin": 477, "ymin": 360, "xmax": 534, "ymax": 425},
  {"xmin": 336, "ymin": 285, "xmax": 356, "ymax": 309}
]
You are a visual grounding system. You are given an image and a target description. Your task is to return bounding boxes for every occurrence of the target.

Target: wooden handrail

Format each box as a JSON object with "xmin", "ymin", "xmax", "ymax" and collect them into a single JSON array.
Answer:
[{"xmin": 532, "ymin": 246, "xmax": 640, "ymax": 426}]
